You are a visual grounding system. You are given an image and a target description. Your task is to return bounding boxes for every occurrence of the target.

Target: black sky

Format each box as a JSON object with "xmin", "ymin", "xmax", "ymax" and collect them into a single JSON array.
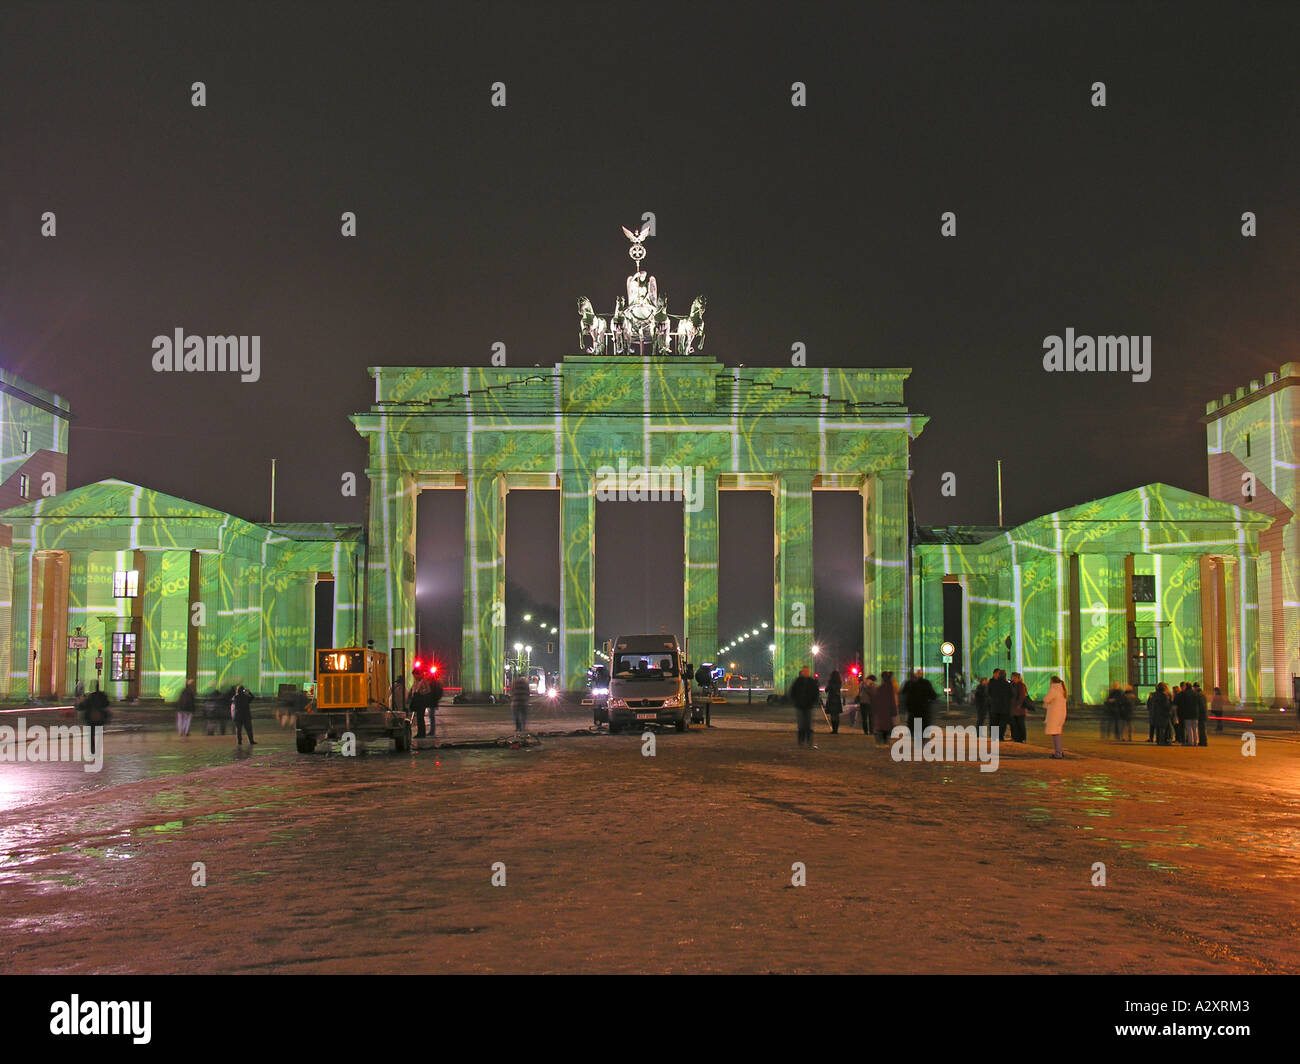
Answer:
[{"xmin": 2, "ymin": 1, "xmax": 1296, "ymax": 670}]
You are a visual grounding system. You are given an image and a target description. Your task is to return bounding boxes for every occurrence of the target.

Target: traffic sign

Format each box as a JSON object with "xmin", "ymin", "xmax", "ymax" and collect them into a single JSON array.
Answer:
[{"xmin": 68, "ymin": 636, "xmax": 89, "ymax": 650}]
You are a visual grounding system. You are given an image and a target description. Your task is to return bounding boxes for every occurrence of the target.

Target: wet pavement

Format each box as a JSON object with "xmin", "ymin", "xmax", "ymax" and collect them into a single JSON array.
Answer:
[{"xmin": 1, "ymin": 699, "xmax": 1297, "ymax": 973}]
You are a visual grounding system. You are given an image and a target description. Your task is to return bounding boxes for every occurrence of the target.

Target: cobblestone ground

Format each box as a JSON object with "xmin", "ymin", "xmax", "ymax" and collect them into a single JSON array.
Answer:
[{"xmin": 1, "ymin": 702, "xmax": 1296, "ymax": 973}]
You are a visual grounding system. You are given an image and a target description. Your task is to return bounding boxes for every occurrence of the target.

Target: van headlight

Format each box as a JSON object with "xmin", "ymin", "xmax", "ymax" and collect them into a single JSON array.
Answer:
[{"xmin": 662, "ymin": 694, "xmax": 683, "ymax": 708}]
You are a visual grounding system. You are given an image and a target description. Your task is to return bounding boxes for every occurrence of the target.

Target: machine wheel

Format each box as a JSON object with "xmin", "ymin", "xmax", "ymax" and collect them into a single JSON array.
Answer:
[
  {"xmin": 675, "ymin": 715, "xmax": 687, "ymax": 732},
  {"xmin": 295, "ymin": 730, "xmax": 317, "ymax": 754},
  {"xmin": 609, "ymin": 721, "xmax": 621, "ymax": 735},
  {"xmin": 393, "ymin": 722, "xmax": 412, "ymax": 752}
]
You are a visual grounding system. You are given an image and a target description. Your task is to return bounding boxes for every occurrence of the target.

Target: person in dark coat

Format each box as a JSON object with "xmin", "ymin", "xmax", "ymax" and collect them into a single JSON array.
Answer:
[
  {"xmin": 870, "ymin": 672, "xmax": 897, "ymax": 744},
  {"xmin": 825, "ymin": 670, "xmax": 843, "ymax": 735},
  {"xmin": 1193, "ymin": 682, "xmax": 1208, "ymax": 746},
  {"xmin": 1172, "ymin": 682, "xmax": 1192, "ymax": 745},
  {"xmin": 900, "ymin": 669, "xmax": 937, "ymax": 734},
  {"xmin": 176, "ymin": 678, "xmax": 196, "ymax": 738},
  {"xmin": 1148, "ymin": 684, "xmax": 1172, "ymax": 745},
  {"xmin": 1119, "ymin": 685, "xmax": 1136, "ymax": 741},
  {"xmin": 1103, "ymin": 683, "xmax": 1125, "ymax": 741},
  {"xmin": 789, "ymin": 666, "xmax": 820, "ymax": 748},
  {"xmin": 986, "ymin": 669, "xmax": 1012, "ymax": 740},
  {"xmin": 80, "ymin": 687, "xmax": 111, "ymax": 754},
  {"xmin": 409, "ymin": 677, "xmax": 431, "ymax": 739},
  {"xmin": 205, "ymin": 687, "xmax": 227, "ymax": 735},
  {"xmin": 1009, "ymin": 672, "xmax": 1029, "ymax": 743},
  {"xmin": 232, "ymin": 683, "xmax": 256, "ymax": 746},
  {"xmin": 510, "ymin": 672, "xmax": 530, "ymax": 733},
  {"xmin": 858, "ymin": 674, "xmax": 877, "ymax": 734}
]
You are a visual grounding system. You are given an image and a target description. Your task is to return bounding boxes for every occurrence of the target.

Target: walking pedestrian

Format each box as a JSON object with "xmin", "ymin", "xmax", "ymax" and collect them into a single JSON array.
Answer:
[
  {"xmin": 1211, "ymin": 686, "xmax": 1226, "ymax": 733},
  {"xmin": 1009, "ymin": 671, "xmax": 1029, "ymax": 743},
  {"xmin": 789, "ymin": 666, "xmax": 820, "ymax": 748},
  {"xmin": 176, "ymin": 678, "xmax": 196, "ymax": 738},
  {"xmin": 870, "ymin": 671, "xmax": 897, "ymax": 744},
  {"xmin": 825, "ymin": 670, "xmax": 843, "ymax": 735},
  {"xmin": 511, "ymin": 671, "xmax": 530, "ymax": 733},
  {"xmin": 1119, "ymin": 685, "xmax": 1136, "ymax": 741},
  {"xmin": 1044, "ymin": 675, "xmax": 1068, "ymax": 758},
  {"xmin": 232, "ymin": 683, "xmax": 256, "ymax": 747},
  {"xmin": 1194, "ymin": 682, "xmax": 1208, "ymax": 747},
  {"xmin": 80, "ymin": 686, "xmax": 111, "ymax": 755},
  {"xmin": 1103, "ymin": 683, "xmax": 1125, "ymax": 741}
]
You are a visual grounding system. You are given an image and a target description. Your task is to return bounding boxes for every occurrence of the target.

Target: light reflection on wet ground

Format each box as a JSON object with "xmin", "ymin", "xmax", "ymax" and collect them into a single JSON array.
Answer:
[{"xmin": 1, "ymin": 706, "xmax": 1297, "ymax": 972}]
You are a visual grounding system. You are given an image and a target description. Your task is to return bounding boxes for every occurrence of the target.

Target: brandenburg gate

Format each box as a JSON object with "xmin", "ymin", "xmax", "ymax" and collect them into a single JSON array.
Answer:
[{"xmin": 351, "ymin": 227, "xmax": 927, "ymax": 696}]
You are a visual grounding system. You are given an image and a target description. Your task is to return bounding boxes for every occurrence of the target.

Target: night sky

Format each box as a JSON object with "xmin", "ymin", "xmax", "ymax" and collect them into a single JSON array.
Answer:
[{"xmin": 2, "ymin": 2, "xmax": 1296, "ymax": 675}]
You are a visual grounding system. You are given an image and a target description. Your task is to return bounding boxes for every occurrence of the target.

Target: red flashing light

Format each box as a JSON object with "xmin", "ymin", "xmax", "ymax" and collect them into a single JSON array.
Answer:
[
  {"xmin": 413, "ymin": 658, "xmax": 423, "ymax": 670},
  {"xmin": 429, "ymin": 663, "xmax": 438, "ymax": 675}
]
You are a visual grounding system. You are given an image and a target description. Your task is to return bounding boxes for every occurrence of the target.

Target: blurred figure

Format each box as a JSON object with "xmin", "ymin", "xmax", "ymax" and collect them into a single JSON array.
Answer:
[
  {"xmin": 1212, "ymin": 686, "xmax": 1226, "ymax": 733},
  {"xmin": 511, "ymin": 670, "xmax": 530, "ymax": 733},
  {"xmin": 825, "ymin": 670, "xmax": 843, "ymax": 735},
  {"xmin": 1103, "ymin": 683, "xmax": 1124, "ymax": 740},
  {"xmin": 1119, "ymin": 685, "xmax": 1136, "ymax": 741},
  {"xmin": 176, "ymin": 678, "xmax": 196, "ymax": 738},
  {"xmin": 844, "ymin": 669, "xmax": 860, "ymax": 729},
  {"xmin": 974, "ymin": 676, "xmax": 990, "ymax": 731},
  {"xmin": 871, "ymin": 671, "xmax": 898, "ymax": 745},
  {"xmin": 1044, "ymin": 675, "xmax": 1068, "ymax": 758},
  {"xmin": 205, "ymin": 687, "xmax": 227, "ymax": 736}
]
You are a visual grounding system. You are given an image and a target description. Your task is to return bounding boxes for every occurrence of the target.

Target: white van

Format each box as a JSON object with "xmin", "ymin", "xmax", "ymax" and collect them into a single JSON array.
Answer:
[{"xmin": 606, "ymin": 634, "xmax": 689, "ymax": 733}]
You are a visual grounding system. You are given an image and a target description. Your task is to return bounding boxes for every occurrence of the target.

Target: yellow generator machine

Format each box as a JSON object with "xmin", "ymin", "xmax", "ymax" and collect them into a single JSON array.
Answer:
[{"xmin": 296, "ymin": 647, "xmax": 412, "ymax": 753}]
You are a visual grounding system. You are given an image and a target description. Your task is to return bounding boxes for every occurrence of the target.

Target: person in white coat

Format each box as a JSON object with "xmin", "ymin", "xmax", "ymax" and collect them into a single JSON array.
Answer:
[{"xmin": 1043, "ymin": 675, "xmax": 1069, "ymax": 758}]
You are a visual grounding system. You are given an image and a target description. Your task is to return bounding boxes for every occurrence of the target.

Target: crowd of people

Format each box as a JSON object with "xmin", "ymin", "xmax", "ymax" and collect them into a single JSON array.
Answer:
[{"xmin": 790, "ymin": 666, "xmax": 1074, "ymax": 757}]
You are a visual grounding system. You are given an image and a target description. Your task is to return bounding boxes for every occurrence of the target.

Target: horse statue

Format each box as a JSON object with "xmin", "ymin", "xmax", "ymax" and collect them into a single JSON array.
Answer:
[
  {"xmin": 653, "ymin": 298, "xmax": 673, "ymax": 355},
  {"xmin": 610, "ymin": 297, "xmax": 627, "ymax": 355},
  {"xmin": 577, "ymin": 297, "xmax": 607, "ymax": 354},
  {"xmin": 676, "ymin": 295, "xmax": 707, "ymax": 355}
]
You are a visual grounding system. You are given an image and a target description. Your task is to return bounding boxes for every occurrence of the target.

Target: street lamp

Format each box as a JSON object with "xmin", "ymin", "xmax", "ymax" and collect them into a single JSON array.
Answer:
[{"xmin": 811, "ymin": 644, "xmax": 821, "ymax": 656}]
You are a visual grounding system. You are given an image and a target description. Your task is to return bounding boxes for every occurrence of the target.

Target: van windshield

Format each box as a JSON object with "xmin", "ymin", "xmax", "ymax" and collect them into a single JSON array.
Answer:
[{"xmin": 611, "ymin": 653, "xmax": 679, "ymax": 680}]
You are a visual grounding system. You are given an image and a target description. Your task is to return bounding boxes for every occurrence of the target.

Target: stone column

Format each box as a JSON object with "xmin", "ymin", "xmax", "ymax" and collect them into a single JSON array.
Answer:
[
  {"xmin": 862, "ymin": 470, "xmax": 909, "ymax": 678},
  {"xmin": 559, "ymin": 469, "xmax": 594, "ymax": 692},
  {"xmin": 461, "ymin": 472, "xmax": 507, "ymax": 698},
  {"xmin": 61, "ymin": 549, "xmax": 92, "ymax": 695},
  {"xmin": 1166, "ymin": 554, "xmax": 1204, "ymax": 686},
  {"xmin": 773, "ymin": 471, "xmax": 815, "ymax": 688},
  {"xmin": 1104, "ymin": 553, "xmax": 1131, "ymax": 697},
  {"xmin": 1230, "ymin": 553, "xmax": 1260, "ymax": 705},
  {"xmin": 195, "ymin": 551, "xmax": 220, "ymax": 692},
  {"xmin": 683, "ymin": 472, "xmax": 719, "ymax": 671},
  {"xmin": 140, "ymin": 550, "xmax": 190, "ymax": 700},
  {"xmin": 912, "ymin": 553, "xmax": 945, "ymax": 689},
  {"xmin": 364, "ymin": 469, "xmax": 417, "ymax": 664},
  {"xmin": 8, "ymin": 546, "xmax": 32, "ymax": 700}
]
